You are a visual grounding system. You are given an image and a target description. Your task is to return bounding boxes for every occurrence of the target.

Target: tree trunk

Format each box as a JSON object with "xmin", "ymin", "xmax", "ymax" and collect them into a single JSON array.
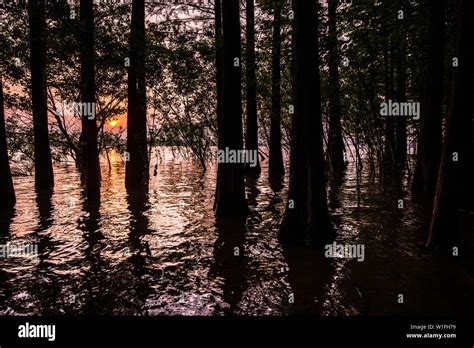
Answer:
[
  {"xmin": 245, "ymin": 0, "xmax": 261, "ymax": 177},
  {"xmin": 28, "ymin": 0, "xmax": 54, "ymax": 191},
  {"xmin": 213, "ymin": 0, "xmax": 223, "ymax": 212},
  {"xmin": 302, "ymin": 0, "xmax": 334, "ymax": 246},
  {"xmin": 280, "ymin": 0, "xmax": 334, "ymax": 247},
  {"xmin": 78, "ymin": 130, "xmax": 86, "ymax": 173},
  {"xmin": 426, "ymin": 0, "xmax": 473, "ymax": 248},
  {"xmin": 125, "ymin": 0, "xmax": 149, "ymax": 190},
  {"xmin": 383, "ymin": 36, "xmax": 396, "ymax": 165},
  {"xmin": 279, "ymin": 0, "xmax": 307, "ymax": 244},
  {"xmin": 0, "ymin": 76, "xmax": 16, "ymax": 210},
  {"xmin": 411, "ymin": 0, "xmax": 445, "ymax": 193},
  {"xmin": 268, "ymin": 0, "xmax": 285, "ymax": 179},
  {"xmin": 327, "ymin": 0, "xmax": 345, "ymax": 173},
  {"xmin": 395, "ymin": 2, "xmax": 407, "ymax": 165},
  {"xmin": 214, "ymin": 0, "xmax": 223, "ymax": 151},
  {"xmin": 80, "ymin": 0, "xmax": 100, "ymax": 202},
  {"xmin": 214, "ymin": 0, "xmax": 249, "ymax": 217}
]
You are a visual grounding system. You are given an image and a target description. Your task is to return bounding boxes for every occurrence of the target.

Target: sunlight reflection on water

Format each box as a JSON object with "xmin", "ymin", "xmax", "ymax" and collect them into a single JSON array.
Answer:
[{"xmin": 0, "ymin": 149, "xmax": 471, "ymax": 316}]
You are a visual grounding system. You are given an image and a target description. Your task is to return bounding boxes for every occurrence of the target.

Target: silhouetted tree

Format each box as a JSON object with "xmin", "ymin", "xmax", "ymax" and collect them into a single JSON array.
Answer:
[
  {"xmin": 383, "ymin": 35, "xmax": 395, "ymax": 164},
  {"xmin": 327, "ymin": 0, "xmax": 345, "ymax": 173},
  {"xmin": 245, "ymin": 0, "xmax": 261, "ymax": 177},
  {"xmin": 280, "ymin": 0, "xmax": 334, "ymax": 246},
  {"xmin": 80, "ymin": 0, "xmax": 100, "ymax": 201},
  {"xmin": 0, "ymin": 76, "xmax": 16, "ymax": 210},
  {"xmin": 126, "ymin": 0, "xmax": 149, "ymax": 190},
  {"xmin": 268, "ymin": 0, "xmax": 285, "ymax": 178},
  {"xmin": 214, "ymin": 0, "xmax": 249, "ymax": 217},
  {"xmin": 426, "ymin": 0, "xmax": 473, "ymax": 248},
  {"xmin": 394, "ymin": 9, "xmax": 407, "ymax": 165},
  {"xmin": 28, "ymin": 0, "xmax": 54, "ymax": 190},
  {"xmin": 215, "ymin": 0, "xmax": 223, "ymax": 150},
  {"xmin": 391, "ymin": 0, "xmax": 408, "ymax": 165},
  {"xmin": 411, "ymin": 0, "xmax": 445, "ymax": 192}
]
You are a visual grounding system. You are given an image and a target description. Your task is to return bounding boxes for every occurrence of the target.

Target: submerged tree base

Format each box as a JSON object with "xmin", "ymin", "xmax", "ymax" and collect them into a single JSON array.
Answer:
[
  {"xmin": 214, "ymin": 198, "xmax": 250, "ymax": 218},
  {"xmin": 279, "ymin": 203, "xmax": 335, "ymax": 249}
]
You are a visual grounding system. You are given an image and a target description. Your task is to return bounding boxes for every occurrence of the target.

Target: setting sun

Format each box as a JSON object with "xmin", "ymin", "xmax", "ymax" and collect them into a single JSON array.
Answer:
[{"xmin": 109, "ymin": 120, "xmax": 118, "ymax": 127}]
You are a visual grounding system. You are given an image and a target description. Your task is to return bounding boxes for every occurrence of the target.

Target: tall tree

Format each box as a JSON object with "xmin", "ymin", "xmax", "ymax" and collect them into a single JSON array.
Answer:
[
  {"xmin": 383, "ymin": 35, "xmax": 396, "ymax": 165},
  {"xmin": 391, "ymin": 0, "xmax": 408, "ymax": 165},
  {"xmin": 394, "ymin": 13, "xmax": 407, "ymax": 165},
  {"xmin": 213, "ymin": 0, "xmax": 223, "ymax": 212},
  {"xmin": 327, "ymin": 0, "xmax": 345, "ymax": 173},
  {"xmin": 280, "ymin": 0, "xmax": 334, "ymax": 246},
  {"xmin": 214, "ymin": 0, "xmax": 223, "ymax": 150},
  {"xmin": 268, "ymin": 0, "xmax": 285, "ymax": 179},
  {"xmin": 80, "ymin": 0, "xmax": 100, "ymax": 201},
  {"xmin": 0, "ymin": 76, "xmax": 16, "ymax": 210},
  {"xmin": 426, "ymin": 0, "xmax": 473, "ymax": 248},
  {"xmin": 245, "ymin": 0, "xmax": 261, "ymax": 177},
  {"xmin": 28, "ymin": 0, "xmax": 54, "ymax": 190},
  {"xmin": 214, "ymin": 0, "xmax": 249, "ymax": 217},
  {"xmin": 279, "ymin": 0, "xmax": 307, "ymax": 244},
  {"xmin": 411, "ymin": 0, "xmax": 445, "ymax": 192},
  {"xmin": 125, "ymin": 0, "xmax": 149, "ymax": 190}
]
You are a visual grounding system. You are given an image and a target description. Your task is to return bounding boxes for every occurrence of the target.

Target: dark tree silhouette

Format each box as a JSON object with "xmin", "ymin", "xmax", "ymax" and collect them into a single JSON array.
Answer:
[
  {"xmin": 245, "ymin": 0, "xmax": 261, "ymax": 177},
  {"xmin": 213, "ymin": 0, "xmax": 223, "ymax": 211},
  {"xmin": 280, "ymin": 0, "xmax": 334, "ymax": 246},
  {"xmin": 327, "ymin": 0, "xmax": 345, "ymax": 173},
  {"xmin": 394, "ymin": 7, "xmax": 407, "ymax": 165},
  {"xmin": 411, "ymin": 0, "xmax": 445, "ymax": 192},
  {"xmin": 0, "ymin": 76, "xmax": 16, "ymax": 210},
  {"xmin": 80, "ymin": 0, "xmax": 101, "ymax": 201},
  {"xmin": 268, "ymin": 0, "xmax": 285, "ymax": 179},
  {"xmin": 214, "ymin": 0, "xmax": 223, "ymax": 150},
  {"xmin": 426, "ymin": 0, "xmax": 473, "ymax": 248},
  {"xmin": 214, "ymin": 0, "xmax": 249, "ymax": 217},
  {"xmin": 126, "ymin": 0, "xmax": 149, "ymax": 190},
  {"xmin": 383, "ymin": 36, "xmax": 395, "ymax": 164},
  {"xmin": 279, "ymin": 0, "xmax": 308, "ymax": 244},
  {"xmin": 28, "ymin": 0, "xmax": 54, "ymax": 190}
]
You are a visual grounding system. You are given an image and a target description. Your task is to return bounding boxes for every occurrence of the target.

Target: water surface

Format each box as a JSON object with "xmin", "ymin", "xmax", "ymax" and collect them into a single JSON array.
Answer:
[{"xmin": 0, "ymin": 149, "xmax": 472, "ymax": 316}]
